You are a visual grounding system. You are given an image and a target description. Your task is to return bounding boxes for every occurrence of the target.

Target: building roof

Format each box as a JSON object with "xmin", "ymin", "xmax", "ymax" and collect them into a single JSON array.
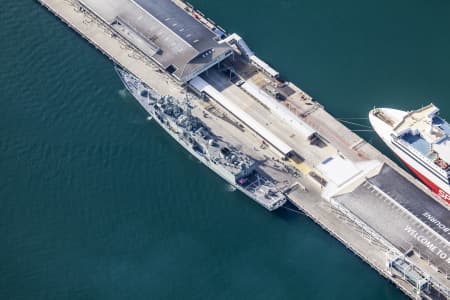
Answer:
[
  {"xmin": 134, "ymin": 0, "xmax": 216, "ymax": 52},
  {"xmin": 78, "ymin": 0, "xmax": 232, "ymax": 82},
  {"xmin": 190, "ymin": 76, "xmax": 293, "ymax": 156},
  {"xmin": 317, "ymin": 155, "xmax": 361, "ymax": 187},
  {"xmin": 335, "ymin": 164, "xmax": 450, "ymax": 274},
  {"xmin": 241, "ymin": 82, "xmax": 316, "ymax": 139}
]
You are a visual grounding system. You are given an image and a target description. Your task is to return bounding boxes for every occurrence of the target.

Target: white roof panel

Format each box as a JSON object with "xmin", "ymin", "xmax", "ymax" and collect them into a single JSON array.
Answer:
[
  {"xmin": 242, "ymin": 82, "xmax": 316, "ymax": 139},
  {"xmin": 250, "ymin": 55, "xmax": 279, "ymax": 77},
  {"xmin": 318, "ymin": 155, "xmax": 361, "ymax": 187},
  {"xmin": 190, "ymin": 77, "xmax": 292, "ymax": 155}
]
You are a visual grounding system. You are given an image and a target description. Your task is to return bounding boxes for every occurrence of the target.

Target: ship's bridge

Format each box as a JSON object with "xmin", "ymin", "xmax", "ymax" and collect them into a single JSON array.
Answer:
[
  {"xmin": 394, "ymin": 104, "xmax": 443, "ymax": 142},
  {"xmin": 392, "ymin": 104, "xmax": 450, "ymax": 170}
]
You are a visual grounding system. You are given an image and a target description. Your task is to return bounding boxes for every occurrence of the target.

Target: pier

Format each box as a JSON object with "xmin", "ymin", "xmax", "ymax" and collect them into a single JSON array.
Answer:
[{"xmin": 37, "ymin": 0, "xmax": 449, "ymax": 298}]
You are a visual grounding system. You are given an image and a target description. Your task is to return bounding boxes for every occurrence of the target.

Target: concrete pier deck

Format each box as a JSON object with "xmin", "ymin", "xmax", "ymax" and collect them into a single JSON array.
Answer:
[{"xmin": 37, "ymin": 0, "xmax": 449, "ymax": 298}]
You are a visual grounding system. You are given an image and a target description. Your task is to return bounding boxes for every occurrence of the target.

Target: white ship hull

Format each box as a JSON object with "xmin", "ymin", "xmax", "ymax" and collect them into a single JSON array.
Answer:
[{"xmin": 369, "ymin": 108, "xmax": 450, "ymax": 205}]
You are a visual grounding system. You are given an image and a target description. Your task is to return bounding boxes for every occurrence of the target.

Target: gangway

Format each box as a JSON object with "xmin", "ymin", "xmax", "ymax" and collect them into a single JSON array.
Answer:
[{"xmin": 220, "ymin": 33, "xmax": 279, "ymax": 78}]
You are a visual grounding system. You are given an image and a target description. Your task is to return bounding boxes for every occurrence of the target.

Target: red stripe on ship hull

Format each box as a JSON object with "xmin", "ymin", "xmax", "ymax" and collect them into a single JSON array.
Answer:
[{"xmin": 401, "ymin": 159, "xmax": 450, "ymax": 205}]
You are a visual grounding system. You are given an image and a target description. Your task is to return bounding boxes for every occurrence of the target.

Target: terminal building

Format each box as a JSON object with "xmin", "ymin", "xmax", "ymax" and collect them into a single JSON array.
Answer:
[{"xmin": 78, "ymin": 0, "xmax": 233, "ymax": 83}]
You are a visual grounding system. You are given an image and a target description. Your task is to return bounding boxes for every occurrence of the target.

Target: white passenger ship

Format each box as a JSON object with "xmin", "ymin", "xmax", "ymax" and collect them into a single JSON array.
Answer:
[{"xmin": 369, "ymin": 104, "xmax": 450, "ymax": 205}]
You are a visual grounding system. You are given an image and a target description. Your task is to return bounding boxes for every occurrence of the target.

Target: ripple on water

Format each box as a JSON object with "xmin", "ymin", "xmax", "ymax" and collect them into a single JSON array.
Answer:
[
  {"xmin": 118, "ymin": 88, "xmax": 129, "ymax": 99},
  {"xmin": 225, "ymin": 184, "xmax": 236, "ymax": 192}
]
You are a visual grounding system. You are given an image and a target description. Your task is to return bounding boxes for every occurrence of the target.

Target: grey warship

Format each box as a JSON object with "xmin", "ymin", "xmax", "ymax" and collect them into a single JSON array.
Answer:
[{"xmin": 116, "ymin": 67, "xmax": 287, "ymax": 211}]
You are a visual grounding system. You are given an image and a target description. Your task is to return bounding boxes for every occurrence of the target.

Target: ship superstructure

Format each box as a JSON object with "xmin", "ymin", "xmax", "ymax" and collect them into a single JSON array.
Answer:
[
  {"xmin": 369, "ymin": 104, "xmax": 450, "ymax": 204},
  {"xmin": 116, "ymin": 67, "xmax": 286, "ymax": 210}
]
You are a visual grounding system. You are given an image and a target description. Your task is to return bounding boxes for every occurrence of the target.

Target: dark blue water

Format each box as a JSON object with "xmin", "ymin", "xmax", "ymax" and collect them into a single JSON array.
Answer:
[{"xmin": 1, "ymin": 1, "xmax": 449, "ymax": 299}]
